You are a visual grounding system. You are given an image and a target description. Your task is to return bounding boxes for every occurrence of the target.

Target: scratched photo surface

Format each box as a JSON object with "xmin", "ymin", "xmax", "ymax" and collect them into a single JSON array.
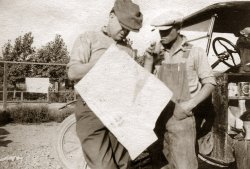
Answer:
[{"xmin": 0, "ymin": 0, "xmax": 247, "ymax": 169}]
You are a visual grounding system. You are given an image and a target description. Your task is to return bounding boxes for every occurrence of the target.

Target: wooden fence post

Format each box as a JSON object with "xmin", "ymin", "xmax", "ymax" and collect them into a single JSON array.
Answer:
[
  {"xmin": 47, "ymin": 91, "xmax": 50, "ymax": 103},
  {"xmin": 21, "ymin": 91, "xmax": 24, "ymax": 103},
  {"xmin": 3, "ymin": 62, "xmax": 7, "ymax": 111}
]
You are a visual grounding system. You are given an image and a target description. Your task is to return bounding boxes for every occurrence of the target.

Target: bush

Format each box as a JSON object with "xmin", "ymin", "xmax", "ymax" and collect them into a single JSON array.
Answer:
[
  {"xmin": 49, "ymin": 91, "xmax": 75, "ymax": 103},
  {"xmin": 7, "ymin": 105, "xmax": 51, "ymax": 123},
  {"xmin": 0, "ymin": 104, "xmax": 74, "ymax": 124},
  {"xmin": 49, "ymin": 107, "xmax": 74, "ymax": 123},
  {"xmin": 0, "ymin": 110, "xmax": 12, "ymax": 125}
]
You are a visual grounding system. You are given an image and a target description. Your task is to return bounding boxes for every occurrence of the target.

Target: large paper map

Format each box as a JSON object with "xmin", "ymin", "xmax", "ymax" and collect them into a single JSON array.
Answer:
[{"xmin": 75, "ymin": 44, "xmax": 172, "ymax": 160}]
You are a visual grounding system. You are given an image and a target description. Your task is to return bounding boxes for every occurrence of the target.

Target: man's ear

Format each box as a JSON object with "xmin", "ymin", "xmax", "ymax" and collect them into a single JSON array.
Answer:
[{"xmin": 173, "ymin": 24, "xmax": 181, "ymax": 34}]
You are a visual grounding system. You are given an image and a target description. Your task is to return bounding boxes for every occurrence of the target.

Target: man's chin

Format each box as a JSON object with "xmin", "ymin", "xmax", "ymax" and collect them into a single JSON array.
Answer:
[
  {"xmin": 161, "ymin": 41, "xmax": 169, "ymax": 45},
  {"xmin": 160, "ymin": 40, "xmax": 170, "ymax": 45}
]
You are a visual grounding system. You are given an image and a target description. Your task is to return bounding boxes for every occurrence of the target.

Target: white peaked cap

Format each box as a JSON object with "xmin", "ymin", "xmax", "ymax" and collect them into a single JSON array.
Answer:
[{"xmin": 151, "ymin": 11, "xmax": 184, "ymax": 30}]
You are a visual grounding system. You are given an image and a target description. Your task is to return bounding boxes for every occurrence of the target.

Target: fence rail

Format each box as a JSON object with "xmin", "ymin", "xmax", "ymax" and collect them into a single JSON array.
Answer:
[{"xmin": 0, "ymin": 90, "xmax": 76, "ymax": 103}]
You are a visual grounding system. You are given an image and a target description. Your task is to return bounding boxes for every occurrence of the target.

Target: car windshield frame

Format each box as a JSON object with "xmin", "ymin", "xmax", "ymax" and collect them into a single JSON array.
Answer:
[{"xmin": 181, "ymin": 1, "xmax": 250, "ymax": 54}]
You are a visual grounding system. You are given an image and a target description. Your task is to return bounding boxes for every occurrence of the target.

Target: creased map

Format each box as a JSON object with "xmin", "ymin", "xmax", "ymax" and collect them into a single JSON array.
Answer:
[{"xmin": 75, "ymin": 44, "xmax": 173, "ymax": 160}]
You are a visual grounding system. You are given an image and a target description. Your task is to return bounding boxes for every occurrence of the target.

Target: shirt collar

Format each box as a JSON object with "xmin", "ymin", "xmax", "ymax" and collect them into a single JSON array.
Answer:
[
  {"xmin": 172, "ymin": 35, "xmax": 189, "ymax": 55},
  {"xmin": 159, "ymin": 35, "xmax": 189, "ymax": 56}
]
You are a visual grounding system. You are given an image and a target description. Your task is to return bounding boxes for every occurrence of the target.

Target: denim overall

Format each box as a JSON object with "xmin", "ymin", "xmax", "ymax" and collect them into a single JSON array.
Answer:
[{"xmin": 157, "ymin": 52, "xmax": 198, "ymax": 169}]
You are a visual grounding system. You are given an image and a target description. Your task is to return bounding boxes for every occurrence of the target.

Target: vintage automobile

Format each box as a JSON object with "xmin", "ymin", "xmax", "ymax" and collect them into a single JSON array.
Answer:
[
  {"xmin": 55, "ymin": 1, "xmax": 250, "ymax": 169},
  {"xmin": 181, "ymin": 1, "xmax": 250, "ymax": 169}
]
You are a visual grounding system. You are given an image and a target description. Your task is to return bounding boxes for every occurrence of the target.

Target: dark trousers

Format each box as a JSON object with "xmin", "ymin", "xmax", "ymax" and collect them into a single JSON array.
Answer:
[{"xmin": 75, "ymin": 99, "xmax": 130, "ymax": 169}]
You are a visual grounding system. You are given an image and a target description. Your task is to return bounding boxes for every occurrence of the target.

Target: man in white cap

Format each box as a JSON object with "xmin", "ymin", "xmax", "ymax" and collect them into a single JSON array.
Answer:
[
  {"xmin": 67, "ymin": 0, "xmax": 143, "ymax": 168},
  {"xmin": 144, "ymin": 11, "xmax": 216, "ymax": 169}
]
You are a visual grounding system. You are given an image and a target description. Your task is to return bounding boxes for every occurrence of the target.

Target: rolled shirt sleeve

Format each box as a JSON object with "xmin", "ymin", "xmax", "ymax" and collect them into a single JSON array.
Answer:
[
  {"xmin": 67, "ymin": 33, "xmax": 91, "ymax": 68},
  {"xmin": 193, "ymin": 47, "xmax": 217, "ymax": 86}
]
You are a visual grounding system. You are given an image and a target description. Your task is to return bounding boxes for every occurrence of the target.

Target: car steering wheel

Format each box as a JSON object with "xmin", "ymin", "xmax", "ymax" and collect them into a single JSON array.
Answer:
[{"xmin": 211, "ymin": 37, "xmax": 239, "ymax": 69}]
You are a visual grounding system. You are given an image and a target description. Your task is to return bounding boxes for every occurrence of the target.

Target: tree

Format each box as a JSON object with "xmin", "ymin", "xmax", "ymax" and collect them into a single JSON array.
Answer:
[
  {"xmin": 1, "ymin": 33, "xmax": 69, "ymax": 90},
  {"xmin": 31, "ymin": 34, "xmax": 69, "ymax": 83},
  {"xmin": 2, "ymin": 32, "xmax": 35, "ymax": 88}
]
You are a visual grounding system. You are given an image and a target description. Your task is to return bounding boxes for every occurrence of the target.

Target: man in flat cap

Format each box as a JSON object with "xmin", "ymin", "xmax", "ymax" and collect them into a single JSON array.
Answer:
[
  {"xmin": 67, "ymin": 0, "xmax": 143, "ymax": 168},
  {"xmin": 144, "ymin": 11, "xmax": 216, "ymax": 169}
]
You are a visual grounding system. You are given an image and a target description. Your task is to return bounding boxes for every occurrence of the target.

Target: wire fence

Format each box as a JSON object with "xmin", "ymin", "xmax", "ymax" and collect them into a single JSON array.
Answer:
[{"xmin": 0, "ymin": 90, "xmax": 76, "ymax": 103}]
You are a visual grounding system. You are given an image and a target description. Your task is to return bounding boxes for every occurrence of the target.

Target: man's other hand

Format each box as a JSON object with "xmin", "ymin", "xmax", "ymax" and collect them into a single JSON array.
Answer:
[{"xmin": 173, "ymin": 100, "xmax": 195, "ymax": 120}]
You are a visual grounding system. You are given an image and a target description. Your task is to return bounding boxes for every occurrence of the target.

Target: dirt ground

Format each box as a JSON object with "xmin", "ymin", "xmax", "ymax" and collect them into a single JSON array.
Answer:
[
  {"xmin": 0, "ymin": 122, "xmax": 236, "ymax": 169},
  {"xmin": 0, "ymin": 122, "xmax": 63, "ymax": 169}
]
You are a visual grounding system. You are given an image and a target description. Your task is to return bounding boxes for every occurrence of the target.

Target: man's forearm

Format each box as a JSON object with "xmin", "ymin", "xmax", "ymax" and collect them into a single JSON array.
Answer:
[
  {"xmin": 190, "ymin": 83, "xmax": 215, "ymax": 108},
  {"xmin": 175, "ymin": 83, "xmax": 215, "ymax": 118},
  {"xmin": 67, "ymin": 62, "xmax": 95, "ymax": 81}
]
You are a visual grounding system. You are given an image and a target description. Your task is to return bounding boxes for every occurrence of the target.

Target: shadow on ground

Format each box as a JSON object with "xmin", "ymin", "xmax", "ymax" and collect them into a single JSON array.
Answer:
[{"xmin": 0, "ymin": 127, "xmax": 12, "ymax": 147}]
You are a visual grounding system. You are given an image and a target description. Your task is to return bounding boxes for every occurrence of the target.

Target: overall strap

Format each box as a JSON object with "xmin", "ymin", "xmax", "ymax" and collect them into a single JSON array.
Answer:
[{"xmin": 182, "ymin": 44, "xmax": 193, "ymax": 58}]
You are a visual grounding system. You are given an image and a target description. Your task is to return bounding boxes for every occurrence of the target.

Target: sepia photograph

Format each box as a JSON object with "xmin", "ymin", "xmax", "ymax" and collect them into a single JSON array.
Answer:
[{"xmin": 0, "ymin": 0, "xmax": 250, "ymax": 169}]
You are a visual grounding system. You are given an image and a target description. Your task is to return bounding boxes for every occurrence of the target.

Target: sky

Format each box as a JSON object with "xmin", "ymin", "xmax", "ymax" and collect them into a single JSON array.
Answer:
[{"xmin": 0, "ymin": 0, "xmax": 246, "ymax": 71}]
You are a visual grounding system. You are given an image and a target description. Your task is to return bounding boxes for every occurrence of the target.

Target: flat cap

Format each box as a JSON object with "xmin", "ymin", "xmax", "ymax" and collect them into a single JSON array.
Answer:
[
  {"xmin": 151, "ymin": 11, "xmax": 184, "ymax": 30},
  {"xmin": 113, "ymin": 0, "xmax": 143, "ymax": 32}
]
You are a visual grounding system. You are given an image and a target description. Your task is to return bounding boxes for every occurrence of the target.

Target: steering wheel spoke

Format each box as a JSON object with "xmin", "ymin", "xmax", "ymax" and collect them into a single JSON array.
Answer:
[{"xmin": 212, "ymin": 37, "xmax": 240, "ymax": 68}]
